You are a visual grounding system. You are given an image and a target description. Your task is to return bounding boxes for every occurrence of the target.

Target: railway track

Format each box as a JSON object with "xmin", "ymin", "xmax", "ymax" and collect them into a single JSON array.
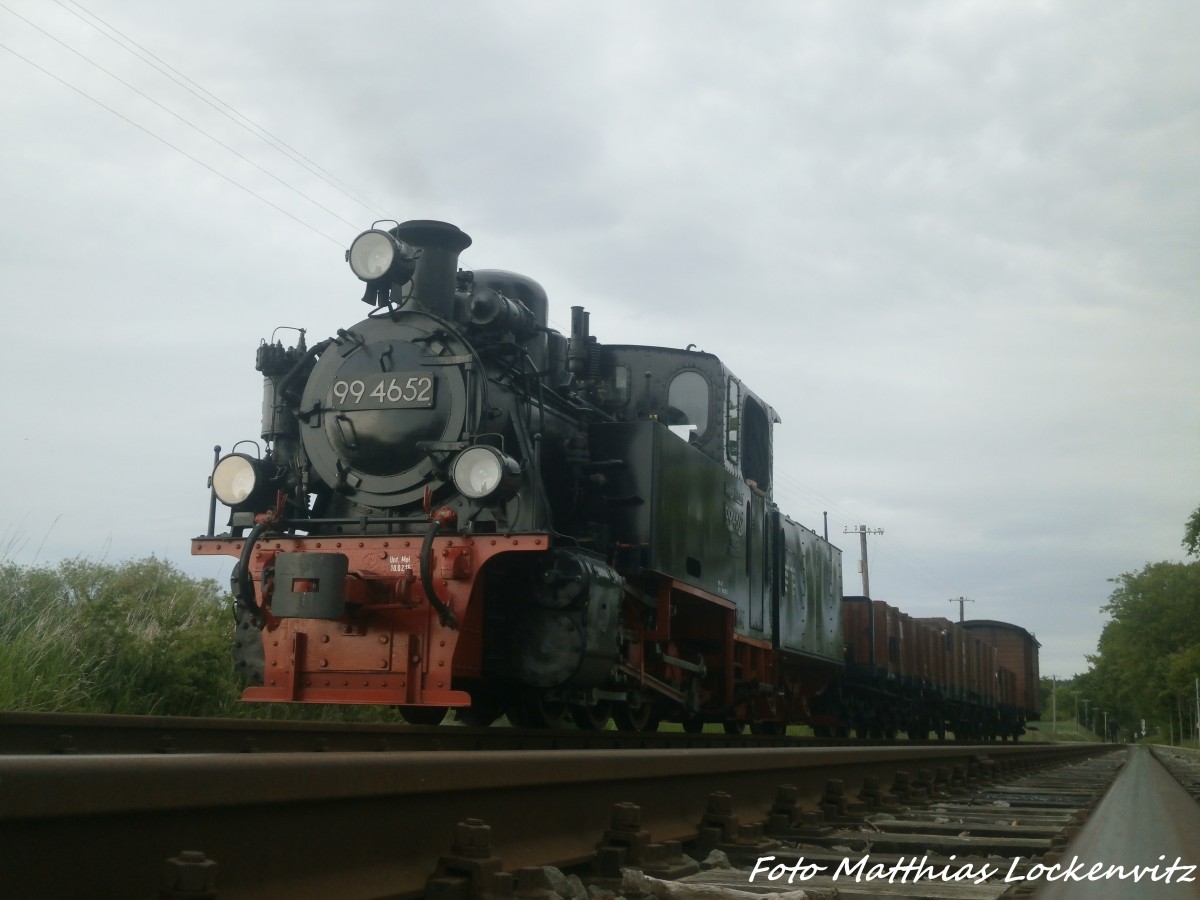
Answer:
[
  {"xmin": 0, "ymin": 712, "xmax": 1115, "ymax": 899},
  {"xmin": 642, "ymin": 750, "xmax": 1127, "ymax": 900},
  {"xmin": 0, "ymin": 710, "xmax": 1037, "ymax": 755}
]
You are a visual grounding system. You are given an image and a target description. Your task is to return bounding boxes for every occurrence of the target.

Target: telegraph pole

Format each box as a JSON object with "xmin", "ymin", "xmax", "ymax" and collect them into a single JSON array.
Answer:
[
  {"xmin": 843, "ymin": 525, "xmax": 883, "ymax": 597},
  {"xmin": 1051, "ymin": 675, "xmax": 1057, "ymax": 737},
  {"xmin": 948, "ymin": 596, "xmax": 974, "ymax": 623}
]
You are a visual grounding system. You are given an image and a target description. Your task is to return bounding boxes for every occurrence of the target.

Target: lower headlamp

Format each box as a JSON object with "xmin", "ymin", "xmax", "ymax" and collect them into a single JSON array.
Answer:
[
  {"xmin": 212, "ymin": 453, "xmax": 269, "ymax": 509},
  {"xmin": 450, "ymin": 446, "xmax": 521, "ymax": 502}
]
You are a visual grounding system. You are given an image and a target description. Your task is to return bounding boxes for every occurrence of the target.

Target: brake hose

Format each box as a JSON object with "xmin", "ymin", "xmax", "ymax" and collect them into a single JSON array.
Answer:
[
  {"xmin": 234, "ymin": 522, "xmax": 266, "ymax": 618},
  {"xmin": 420, "ymin": 520, "xmax": 458, "ymax": 629}
]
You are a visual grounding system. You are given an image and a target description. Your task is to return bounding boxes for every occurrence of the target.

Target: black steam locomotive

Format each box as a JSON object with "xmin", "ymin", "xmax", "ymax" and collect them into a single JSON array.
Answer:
[{"xmin": 194, "ymin": 219, "xmax": 1036, "ymax": 737}]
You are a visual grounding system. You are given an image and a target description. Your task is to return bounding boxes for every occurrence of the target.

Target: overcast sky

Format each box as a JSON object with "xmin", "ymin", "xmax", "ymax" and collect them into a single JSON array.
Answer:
[{"xmin": 2, "ymin": 1, "xmax": 1197, "ymax": 680}]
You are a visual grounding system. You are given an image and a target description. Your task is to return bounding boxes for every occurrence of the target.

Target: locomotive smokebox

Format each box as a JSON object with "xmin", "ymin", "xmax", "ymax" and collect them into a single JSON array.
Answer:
[{"xmin": 393, "ymin": 220, "xmax": 472, "ymax": 320}]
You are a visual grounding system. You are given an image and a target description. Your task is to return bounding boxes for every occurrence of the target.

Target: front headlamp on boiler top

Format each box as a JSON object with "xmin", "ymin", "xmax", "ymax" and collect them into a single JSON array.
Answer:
[
  {"xmin": 346, "ymin": 226, "xmax": 418, "ymax": 305},
  {"xmin": 347, "ymin": 229, "xmax": 417, "ymax": 284}
]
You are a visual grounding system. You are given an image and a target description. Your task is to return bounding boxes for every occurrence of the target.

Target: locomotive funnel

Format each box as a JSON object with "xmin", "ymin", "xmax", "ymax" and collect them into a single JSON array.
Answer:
[{"xmin": 392, "ymin": 220, "xmax": 472, "ymax": 319}]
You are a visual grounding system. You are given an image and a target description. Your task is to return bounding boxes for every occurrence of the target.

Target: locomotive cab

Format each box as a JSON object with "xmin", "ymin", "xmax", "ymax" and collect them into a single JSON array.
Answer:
[{"xmin": 582, "ymin": 343, "xmax": 777, "ymax": 491}]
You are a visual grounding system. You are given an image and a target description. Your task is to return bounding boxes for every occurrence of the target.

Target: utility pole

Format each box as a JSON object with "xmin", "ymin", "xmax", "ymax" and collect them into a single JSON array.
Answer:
[
  {"xmin": 843, "ymin": 525, "xmax": 883, "ymax": 596},
  {"xmin": 1051, "ymin": 675, "xmax": 1057, "ymax": 737},
  {"xmin": 948, "ymin": 596, "xmax": 974, "ymax": 623}
]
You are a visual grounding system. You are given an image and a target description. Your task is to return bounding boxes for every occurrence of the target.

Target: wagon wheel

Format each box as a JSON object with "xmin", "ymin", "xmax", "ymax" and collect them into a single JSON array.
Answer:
[
  {"xmin": 402, "ymin": 706, "xmax": 448, "ymax": 726},
  {"xmin": 722, "ymin": 720, "xmax": 746, "ymax": 735},
  {"xmin": 750, "ymin": 721, "xmax": 786, "ymax": 736},
  {"xmin": 569, "ymin": 701, "xmax": 612, "ymax": 731},
  {"xmin": 681, "ymin": 718, "xmax": 705, "ymax": 734}
]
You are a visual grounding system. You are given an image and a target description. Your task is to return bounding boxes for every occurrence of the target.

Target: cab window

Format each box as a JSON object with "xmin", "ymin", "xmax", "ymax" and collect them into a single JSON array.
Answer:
[
  {"xmin": 666, "ymin": 370, "xmax": 709, "ymax": 440},
  {"xmin": 741, "ymin": 394, "xmax": 771, "ymax": 492}
]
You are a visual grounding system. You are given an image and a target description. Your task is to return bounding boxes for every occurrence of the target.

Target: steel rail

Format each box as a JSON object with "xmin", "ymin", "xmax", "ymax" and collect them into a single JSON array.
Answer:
[
  {"xmin": 0, "ymin": 710, "xmax": 1012, "ymax": 755},
  {"xmin": 0, "ymin": 741, "xmax": 1107, "ymax": 899}
]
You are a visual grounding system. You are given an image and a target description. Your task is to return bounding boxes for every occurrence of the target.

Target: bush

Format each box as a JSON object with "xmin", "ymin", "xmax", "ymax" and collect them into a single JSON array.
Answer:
[
  {"xmin": 0, "ymin": 557, "xmax": 241, "ymax": 716},
  {"xmin": 0, "ymin": 557, "xmax": 413, "ymax": 722}
]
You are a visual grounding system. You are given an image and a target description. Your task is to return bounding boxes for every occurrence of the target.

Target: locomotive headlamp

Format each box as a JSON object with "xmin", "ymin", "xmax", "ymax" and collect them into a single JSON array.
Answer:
[
  {"xmin": 212, "ymin": 453, "xmax": 268, "ymax": 508},
  {"xmin": 451, "ymin": 446, "xmax": 521, "ymax": 502},
  {"xmin": 347, "ymin": 229, "xmax": 416, "ymax": 284}
]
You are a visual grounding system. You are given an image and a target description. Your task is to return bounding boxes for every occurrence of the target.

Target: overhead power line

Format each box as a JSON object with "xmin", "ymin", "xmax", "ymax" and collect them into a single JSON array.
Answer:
[
  {"xmin": 2, "ymin": 1, "xmax": 363, "ymax": 232},
  {"xmin": 0, "ymin": 41, "xmax": 344, "ymax": 247},
  {"xmin": 54, "ymin": 0, "xmax": 388, "ymax": 219}
]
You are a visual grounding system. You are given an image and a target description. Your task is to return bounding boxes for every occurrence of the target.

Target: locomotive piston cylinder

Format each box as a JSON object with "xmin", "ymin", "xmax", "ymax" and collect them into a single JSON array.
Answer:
[{"xmin": 513, "ymin": 550, "xmax": 621, "ymax": 688}]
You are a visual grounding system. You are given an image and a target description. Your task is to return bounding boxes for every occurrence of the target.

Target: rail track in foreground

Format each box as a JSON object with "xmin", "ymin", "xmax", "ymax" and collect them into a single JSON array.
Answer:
[
  {"xmin": 0, "ymin": 710, "xmax": 927, "ymax": 755},
  {"xmin": 0, "ymin": 712, "xmax": 1115, "ymax": 899}
]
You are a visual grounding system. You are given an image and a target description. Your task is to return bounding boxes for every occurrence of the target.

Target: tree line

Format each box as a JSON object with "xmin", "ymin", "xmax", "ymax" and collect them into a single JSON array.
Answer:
[{"xmin": 1070, "ymin": 506, "xmax": 1200, "ymax": 743}]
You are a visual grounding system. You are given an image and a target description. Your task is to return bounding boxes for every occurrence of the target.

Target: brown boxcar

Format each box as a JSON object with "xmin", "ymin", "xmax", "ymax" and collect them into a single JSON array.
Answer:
[
  {"xmin": 961, "ymin": 620, "xmax": 1042, "ymax": 721},
  {"xmin": 916, "ymin": 616, "xmax": 961, "ymax": 702},
  {"xmin": 843, "ymin": 597, "xmax": 908, "ymax": 680}
]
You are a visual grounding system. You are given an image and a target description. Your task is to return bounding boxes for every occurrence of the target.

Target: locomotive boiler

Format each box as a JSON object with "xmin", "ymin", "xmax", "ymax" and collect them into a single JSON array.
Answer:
[{"xmin": 194, "ymin": 219, "xmax": 843, "ymax": 731}]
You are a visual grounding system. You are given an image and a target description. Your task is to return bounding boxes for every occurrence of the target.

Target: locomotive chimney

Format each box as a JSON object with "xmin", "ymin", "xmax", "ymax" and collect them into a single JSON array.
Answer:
[{"xmin": 392, "ymin": 220, "xmax": 472, "ymax": 319}]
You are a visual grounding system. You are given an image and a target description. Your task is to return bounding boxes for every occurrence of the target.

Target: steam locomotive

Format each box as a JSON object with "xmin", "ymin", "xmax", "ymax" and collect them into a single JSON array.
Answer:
[{"xmin": 193, "ymin": 219, "xmax": 1039, "ymax": 737}]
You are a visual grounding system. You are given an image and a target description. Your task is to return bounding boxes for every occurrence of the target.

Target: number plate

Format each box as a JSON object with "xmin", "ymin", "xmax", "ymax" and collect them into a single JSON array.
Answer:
[{"xmin": 330, "ymin": 373, "xmax": 436, "ymax": 410}]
